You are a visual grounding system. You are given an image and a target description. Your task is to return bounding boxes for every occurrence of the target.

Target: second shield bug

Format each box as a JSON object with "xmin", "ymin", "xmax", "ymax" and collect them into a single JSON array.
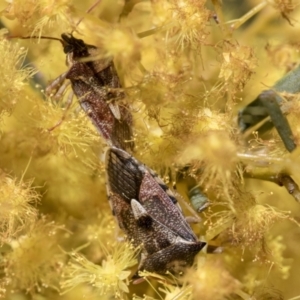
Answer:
[{"xmin": 105, "ymin": 147, "xmax": 206, "ymax": 276}]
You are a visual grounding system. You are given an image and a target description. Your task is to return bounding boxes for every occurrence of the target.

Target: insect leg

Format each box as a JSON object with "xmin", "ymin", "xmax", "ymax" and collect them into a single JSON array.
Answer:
[
  {"xmin": 45, "ymin": 71, "xmax": 68, "ymax": 96},
  {"xmin": 53, "ymin": 80, "xmax": 71, "ymax": 101},
  {"xmin": 47, "ymin": 91, "xmax": 74, "ymax": 131}
]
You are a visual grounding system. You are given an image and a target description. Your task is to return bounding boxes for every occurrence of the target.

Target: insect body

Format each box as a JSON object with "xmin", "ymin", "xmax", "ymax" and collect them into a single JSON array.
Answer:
[
  {"xmin": 105, "ymin": 147, "xmax": 206, "ymax": 275},
  {"xmin": 47, "ymin": 34, "xmax": 134, "ymax": 151}
]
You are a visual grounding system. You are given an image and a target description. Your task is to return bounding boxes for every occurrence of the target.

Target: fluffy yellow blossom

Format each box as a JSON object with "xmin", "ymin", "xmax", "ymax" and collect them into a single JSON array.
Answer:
[
  {"xmin": 26, "ymin": 96, "xmax": 101, "ymax": 157},
  {"xmin": 184, "ymin": 256, "xmax": 241, "ymax": 300},
  {"xmin": 219, "ymin": 41, "xmax": 257, "ymax": 94},
  {"xmin": 0, "ymin": 33, "xmax": 35, "ymax": 118},
  {"xmin": 229, "ymin": 203, "xmax": 293, "ymax": 248},
  {"xmin": 3, "ymin": 219, "xmax": 66, "ymax": 293},
  {"xmin": 2, "ymin": 0, "xmax": 73, "ymax": 36},
  {"xmin": 93, "ymin": 25, "xmax": 142, "ymax": 67},
  {"xmin": 61, "ymin": 242, "xmax": 138, "ymax": 298},
  {"xmin": 0, "ymin": 171, "xmax": 38, "ymax": 243},
  {"xmin": 151, "ymin": 0, "xmax": 211, "ymax": 49}
]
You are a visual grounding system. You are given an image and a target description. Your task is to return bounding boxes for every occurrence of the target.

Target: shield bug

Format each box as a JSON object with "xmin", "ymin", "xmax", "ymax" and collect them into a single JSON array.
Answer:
[
  {"xmin": 14, "ymin": 33, "xmax": 134, "ymax": 152},
  {"xmin": 105, "ymin": 147, "xmax": 206, "ymax": 276},
  {"xmin": 51, "ymin": 33, "xmax": 134, "ymax": 152}
]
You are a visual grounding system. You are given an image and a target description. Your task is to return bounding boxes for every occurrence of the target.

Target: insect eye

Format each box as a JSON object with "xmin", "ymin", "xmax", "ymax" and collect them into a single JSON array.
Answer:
[{"xmin": 63, "ymin": 45, "xmax": 72, "ymax": 54}]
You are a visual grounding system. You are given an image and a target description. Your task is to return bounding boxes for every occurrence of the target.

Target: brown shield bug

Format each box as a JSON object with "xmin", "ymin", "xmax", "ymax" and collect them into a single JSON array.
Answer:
[
  {"xmin": 49, "ymin": 33, "xmax": 134, "ymax": 152},
  {"xmin": 13, "ymin": 33, "xmax": 134, "ymax": 152},
  {"xmin": 105, "ymin": 146, "xmax": 206, "ymax": 276}
]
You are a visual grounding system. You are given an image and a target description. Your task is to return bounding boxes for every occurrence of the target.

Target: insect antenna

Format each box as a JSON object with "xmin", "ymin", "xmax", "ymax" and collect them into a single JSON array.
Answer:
[
  {"xmin": 8, "ymin": 35, "xmax": 65, "ymax": 48},
  {"xmin": 17, "ymin": 36, "xmax": 62, "ymax": 42}
]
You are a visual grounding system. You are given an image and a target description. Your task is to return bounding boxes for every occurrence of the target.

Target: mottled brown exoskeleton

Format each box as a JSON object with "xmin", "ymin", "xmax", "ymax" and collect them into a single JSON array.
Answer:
[
  {"xmin": 46, "ymin": 34, "xmax": 134, "ymax": 152},
  {"xmin": 105, "ymin": 147, "xmax": 206, "ymax": 276}
]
